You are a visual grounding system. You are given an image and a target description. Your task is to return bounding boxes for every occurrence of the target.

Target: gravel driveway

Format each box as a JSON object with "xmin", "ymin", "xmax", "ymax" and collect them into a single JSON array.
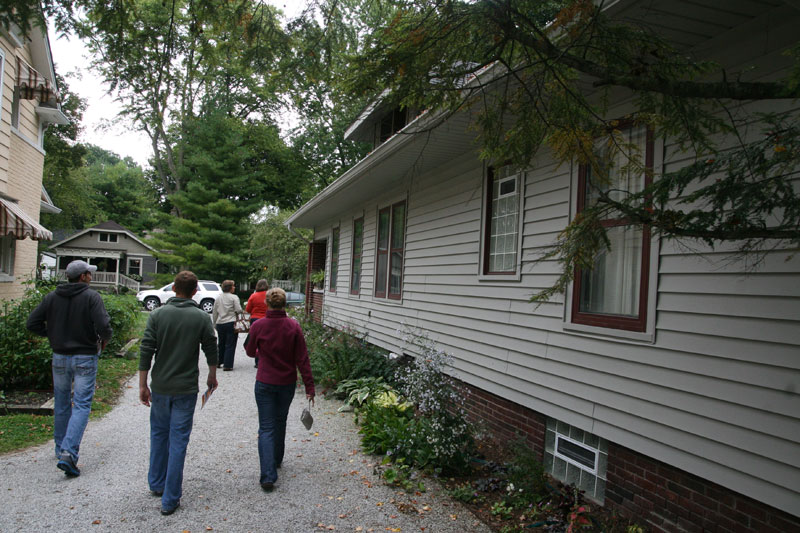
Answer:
[{"xmin": 0, "ymin": 337, "xmax": 491, "ymax": 533}]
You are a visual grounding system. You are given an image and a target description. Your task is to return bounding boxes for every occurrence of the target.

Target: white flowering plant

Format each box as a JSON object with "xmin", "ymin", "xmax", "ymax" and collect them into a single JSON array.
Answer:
[{"xmin": 392, "ymin": 324, "xmax": 476, "ymax": 474}]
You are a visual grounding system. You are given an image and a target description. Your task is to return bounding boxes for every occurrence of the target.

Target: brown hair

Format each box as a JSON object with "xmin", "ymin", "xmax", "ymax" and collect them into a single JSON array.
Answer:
[
  {"xmin": 221, "ymin": 279, "xmax": 235, "ymax": 293},
  {"xmin": 255, "ymin": 279, "xmax": 269, "ymax": 292},
  {"xmin": 173, "ymin": 271, "xmax": 198, "ymax": 297},
  {"xmin": 265, "ymin": 287, "xmax": 286, "ymax": 310}
]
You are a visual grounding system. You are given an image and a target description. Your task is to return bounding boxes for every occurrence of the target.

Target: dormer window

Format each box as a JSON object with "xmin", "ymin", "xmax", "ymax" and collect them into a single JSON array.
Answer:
[{"xmin": 376, "ymin": 107, "xmax": 408, "ymax": 145}]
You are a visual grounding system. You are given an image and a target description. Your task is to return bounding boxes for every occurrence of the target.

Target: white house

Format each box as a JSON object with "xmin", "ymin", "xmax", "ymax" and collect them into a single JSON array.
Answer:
[{"xmin": 287, "ymin": 0, "xmax": 800, "ymax": 530}]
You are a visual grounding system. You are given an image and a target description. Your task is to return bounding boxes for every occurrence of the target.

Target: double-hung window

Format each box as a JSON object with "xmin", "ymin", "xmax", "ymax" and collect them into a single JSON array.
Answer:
[
  {"xmin": 330, "ymin": 227, "xmax": 339, "ymax": 292},
  {"xmin": 0, "ymin": 235, "xmax": 16, "ymax": 280},
  {"xmin": 571, "ymin": 126, "xmax": 653, "ymax": 332},
  {"xmin": 350, "ymin": 218, "xmax": 364, "ymax": 294},
  {"xmin": 127, "ymin": 258, "xmax": 141, "ymax": 277},
  {"xmin": 374, "ymin": 201, "xmax": 406, "ymax": 299},
  {"xmin": 99, "ymin": 232, "xmax": 118, "ymax": 243},
  {"xmin": 482, "ymin": 166, "xmax": 522, "ymax": 276}
]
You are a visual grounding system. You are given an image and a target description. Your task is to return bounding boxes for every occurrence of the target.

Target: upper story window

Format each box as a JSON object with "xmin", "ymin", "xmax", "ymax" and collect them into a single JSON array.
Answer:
[
  {"xmin": 571, "ymin": 125, "xmax": 653, "ymax": 332},
  {"xmin": 99, "ymin": 232, "xmax": 118, "ymax": 243},
  {"xmin": 375, "ymin": 201, "xmax": 406, "ymax": 299},
  {"xmin": 376, "ymin": 107, "xmax": 408, "ymax": 146},
  {"xmin": 350, "ymin": 217, "xmax": 364, "ymax": 295},
  {"xmin": 330, "ymin": 227, "xmax": 340, "ymax": 292},
  {"xmin": 482, "ymin": 165, "xmax": 523, "ymax": 277}
]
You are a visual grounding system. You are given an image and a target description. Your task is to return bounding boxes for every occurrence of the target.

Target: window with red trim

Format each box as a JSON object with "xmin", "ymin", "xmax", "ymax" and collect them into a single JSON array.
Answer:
[
  {"xmin": 350, "ymin": 218, "xmax": 364, "ymax": 294},
  {"xmin": 571, "ymin": 126, "xmax": 653, "ymax": 332},
  {"xmin": 330, "ymin": 227, "xmax": 339, "ymax": 292},
  {"xmin": 375, "ymin": 201, "xmax": 406, "ymax": 299}
]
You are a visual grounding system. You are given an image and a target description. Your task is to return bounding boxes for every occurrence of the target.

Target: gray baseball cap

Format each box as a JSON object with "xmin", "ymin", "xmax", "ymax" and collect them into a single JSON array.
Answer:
[{"xmin": 65, "ymin": 260, "xmax": 98, "ymax": 279}]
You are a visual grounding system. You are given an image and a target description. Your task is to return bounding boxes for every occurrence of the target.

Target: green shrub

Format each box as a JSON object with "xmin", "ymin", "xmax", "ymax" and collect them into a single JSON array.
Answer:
[
  {"xmin": 0, "ymin": 285, "xmax": 142, "ymax": 391},
  {"xmin": 359, "ymin": 397, "xmax": 415, "ymax": 457},
  {"xmin": 505, "ymin": 439, "xmax": 548, "ymax": 507},
  {"xmin": 335, "ymin": 376, "xmax": 394, "ymax": 409},
  {"xmin": 296, "ymin": 312, "xmax": 397, "ymax": 388},
  {"xmin": 0, "ymin": 286, "xmax": 54, "ymax": 390},
  {"xmin": 100, "ymin": 294, "xmax": 140, "ymax": 357}
]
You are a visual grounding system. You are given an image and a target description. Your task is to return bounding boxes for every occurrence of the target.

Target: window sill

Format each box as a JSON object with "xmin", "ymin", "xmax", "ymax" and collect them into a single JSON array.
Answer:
[
  {"xmin": 0, "ymin": 273, "xmax": 15, "ymax": 282},
  {"xmin": 561, "ymin": 321, "xmax": 655, "ymax": 344},
  {"xmin": 478, "ymin": 272, "xmax": 521, "ymax": 282}
]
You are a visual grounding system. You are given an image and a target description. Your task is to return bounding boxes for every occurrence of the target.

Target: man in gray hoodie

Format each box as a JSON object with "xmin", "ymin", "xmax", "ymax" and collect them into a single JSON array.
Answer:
[{"xmin": 26, "ymin": 260, "xmax": 113, "ymax": 478}]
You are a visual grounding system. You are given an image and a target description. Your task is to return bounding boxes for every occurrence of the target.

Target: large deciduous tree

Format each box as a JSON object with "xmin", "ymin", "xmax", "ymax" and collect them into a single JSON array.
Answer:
[{"xmin": 330, "ymin": 0, "xmax": 800, "ymax": 301}]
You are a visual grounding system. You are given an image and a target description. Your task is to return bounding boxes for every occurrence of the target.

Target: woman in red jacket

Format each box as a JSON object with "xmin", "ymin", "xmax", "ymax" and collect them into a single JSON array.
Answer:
[
  {"xmin": 245, "ymin": 288, "xmax": 315, "ymax": 492},
  {"xmin": 244, "ymin": 279, "xmax": 269, "ymax": 366}
]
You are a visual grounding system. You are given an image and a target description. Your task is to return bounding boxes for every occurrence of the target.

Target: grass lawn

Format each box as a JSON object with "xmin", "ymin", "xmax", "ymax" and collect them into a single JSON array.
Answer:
[{"xmin": 0, "ymin": 312, "xmax": 147, "ymax": 455}]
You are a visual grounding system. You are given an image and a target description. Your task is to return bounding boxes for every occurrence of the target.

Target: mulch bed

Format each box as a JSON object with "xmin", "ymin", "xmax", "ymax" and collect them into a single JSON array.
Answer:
[{"xmin": 1, "ymin": 390, "xmax": 54, "ymax": 415}]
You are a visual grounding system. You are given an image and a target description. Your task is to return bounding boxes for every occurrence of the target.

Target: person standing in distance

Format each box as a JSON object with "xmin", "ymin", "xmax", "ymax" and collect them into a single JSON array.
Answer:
[
  {"xmin": 26, "ymin": 260, "xmax": 113, "ymax": 477},
  {"xmin": 212, "ymin": 279, "xmax": 242, "ymax": 371},
  {"xmin": 138, "ymin": 271, "xmax": 218, "ymax": 516}
]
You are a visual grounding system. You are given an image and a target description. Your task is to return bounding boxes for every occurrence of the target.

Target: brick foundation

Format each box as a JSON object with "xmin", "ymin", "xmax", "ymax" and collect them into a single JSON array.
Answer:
[{"xmin": 455, "ymin": 380, "xmax": 800, "ymax": 533}]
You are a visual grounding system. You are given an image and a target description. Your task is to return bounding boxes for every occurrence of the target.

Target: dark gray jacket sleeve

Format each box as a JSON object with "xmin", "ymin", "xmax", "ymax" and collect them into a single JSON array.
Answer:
[{"xmin": 26, "ymin": 295, "xmax": 50, "ymax": 337}]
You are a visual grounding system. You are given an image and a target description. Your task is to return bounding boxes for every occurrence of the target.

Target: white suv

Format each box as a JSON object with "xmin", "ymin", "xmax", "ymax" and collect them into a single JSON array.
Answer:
[{"xmin": 137, "ymin": 280, "xmax": 223, "ymax": 313}]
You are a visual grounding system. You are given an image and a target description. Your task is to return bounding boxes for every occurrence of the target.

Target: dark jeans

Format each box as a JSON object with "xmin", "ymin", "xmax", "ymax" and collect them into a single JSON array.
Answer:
[
  {"xmin": 216, "ymin": 321, "xmax": 237, "ymax": 369},
  {"xmin": 254, "ymin": 381, "xmax": 295, "ymax": 484},
  {"xmin": 148, "ymin": 392, "xmax": 197, "ymax": 511}
]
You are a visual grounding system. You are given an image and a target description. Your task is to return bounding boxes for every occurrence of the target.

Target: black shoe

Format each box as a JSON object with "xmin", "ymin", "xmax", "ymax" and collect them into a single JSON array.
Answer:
[
  {"xmin": 151, "ymin": 490, "xmax": 163, "ymax": 497},
  {"xmin": 223, "ymin": 367, "xmax": 233, "ymax": 371},
  {"xmin": 160, "ymin": 503, "xmax": 180, "ymax": 515},
  {"xmin": 260, "ymin": 482, "xmax": 274, "ymax": 492},
  {"xmin": 57, "ymin": 453, "xmax": 80, "ymax": 477}
]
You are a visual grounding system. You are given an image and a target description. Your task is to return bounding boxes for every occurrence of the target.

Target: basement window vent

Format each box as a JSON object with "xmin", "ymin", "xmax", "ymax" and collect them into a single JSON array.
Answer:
[{"xmin": 544, "ymin": 418, "xmax": 607, "ymax": 503}]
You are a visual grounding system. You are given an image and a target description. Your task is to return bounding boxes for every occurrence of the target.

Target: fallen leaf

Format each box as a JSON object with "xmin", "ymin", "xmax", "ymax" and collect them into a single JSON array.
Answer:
[
  {"xmin": 314, "ymin": 432, "xmax": 320, "ymax": 436},
  {"xmin": 376, "ymin": 502, "xmax": 384, "ymax": 507},
  {"xmin": 206, "ymin": 527, "xmax": 214, "ymax": 531},
  {"xmin": 226, "ymin": 469, "xmax": 232, "ymax": 473},
  {"xmin": 92, "ymin": 520, "xmax": 101, "ymax": 525},
  {"xmin": 450, "ymin": 514, "xmax": 457, "ymax": 520},
  {"xmin": 338, "ymin": 514, "xmax": 347, "ymax": 518}
]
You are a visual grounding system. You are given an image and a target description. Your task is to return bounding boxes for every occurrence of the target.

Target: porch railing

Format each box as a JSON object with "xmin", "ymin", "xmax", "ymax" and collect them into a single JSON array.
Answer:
[{"xmin": 56, "ymin": 270, "xmax": 140, "ymax": 292}]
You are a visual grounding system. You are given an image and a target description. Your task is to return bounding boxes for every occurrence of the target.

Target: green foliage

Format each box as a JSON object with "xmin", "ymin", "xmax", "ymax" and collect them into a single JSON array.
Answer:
[
  {"xmin": 334, "ymin": 376, "xmax": 394, "ymax": 409},
  {"xmin": 300, "ymin": 316, "xmax": 397, "ymax": 389},
  {"xmin": 148, "ymin": 111, "xmax": 309, "ymax": 281},
  {"xmin": 0, "ymin": 286, "xmax": 55, "ymax": 390},
  {"xmin": 505, "ymin": 440, "xmax": 548, "ymax": 507},
  {"xmin": 99, "ymin": 295, "xmax": 140, "ymax": 357},
  {"xmin": 448, "ymin": 482, "xmax": 481, "ymax": 504},
  {"xmin": 490, "ymin": 500, "xmax": 514, "ymax": 520},
  {"xmin": 358, "ymin": 397, "xmax": 415, "ymax": 457},
  {"xmin": 381, "ymin": 458, "xmax": 426, "ymax": 493},
  {"xmin": 248, "ymin": 209, "xmax": 310, "ymax": 283},
  {"xmin": 0, "ymin": 414, "xmax": 53, "ymax": 455}
]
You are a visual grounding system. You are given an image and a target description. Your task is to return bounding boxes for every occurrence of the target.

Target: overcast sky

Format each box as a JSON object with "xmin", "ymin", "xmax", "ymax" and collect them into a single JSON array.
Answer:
[{"xmin": 47, "ymin": 1, "xmax": 306, "ymax": 169}]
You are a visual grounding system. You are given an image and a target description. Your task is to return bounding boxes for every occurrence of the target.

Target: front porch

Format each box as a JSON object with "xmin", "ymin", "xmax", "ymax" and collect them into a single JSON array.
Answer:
[{"xmin": 55, "ymin": 249, "xmax": 141, "ymax": 292}]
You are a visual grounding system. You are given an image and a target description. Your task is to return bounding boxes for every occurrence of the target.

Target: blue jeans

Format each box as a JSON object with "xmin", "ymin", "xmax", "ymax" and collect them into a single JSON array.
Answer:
[
  {"xmin": 216, "ymin": 322, "xmax": 237, "ymax": 369},
  {"xmin": 52, "ymin": 353, "xmax": 98, "ymax": 460},
  {"xmin": 148, "ymin": 393, "xmax": 197, "ymax": 511},
  {"xmin": 254, "ymin": 382, "xmax": 295, "ymax": 484}
]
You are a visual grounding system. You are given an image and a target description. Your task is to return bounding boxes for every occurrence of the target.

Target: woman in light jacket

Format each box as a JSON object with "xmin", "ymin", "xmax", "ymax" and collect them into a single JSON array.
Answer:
[{"xmin": 212, "ymin": 279, "xmax": 242, "ymax": 371}]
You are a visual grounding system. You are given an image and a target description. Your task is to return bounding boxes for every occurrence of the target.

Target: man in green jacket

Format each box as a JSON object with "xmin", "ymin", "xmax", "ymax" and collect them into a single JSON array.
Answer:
[{"xmin": 138, "ymin": 271, "xmax": 218, "ymax": 516}]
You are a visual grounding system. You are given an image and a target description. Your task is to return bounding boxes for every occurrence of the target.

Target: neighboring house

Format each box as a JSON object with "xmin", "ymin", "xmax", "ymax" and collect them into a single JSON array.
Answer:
[
  {"xmin": 49, "ymin": 220, "xmax": 161, "ymax": 291},
  {"xmin": 287, "ymin": 1, "xmax": 800, "ymax": 531},
  {"xmin": 0, "ymin": 20, "xmax": 68, "ymax": 301}
]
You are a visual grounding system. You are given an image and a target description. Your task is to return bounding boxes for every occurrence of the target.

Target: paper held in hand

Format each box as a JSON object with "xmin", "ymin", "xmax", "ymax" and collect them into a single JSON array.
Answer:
[{"xmin": 201, "ymin": 387, "xmax": 214, "ymax": 409}]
